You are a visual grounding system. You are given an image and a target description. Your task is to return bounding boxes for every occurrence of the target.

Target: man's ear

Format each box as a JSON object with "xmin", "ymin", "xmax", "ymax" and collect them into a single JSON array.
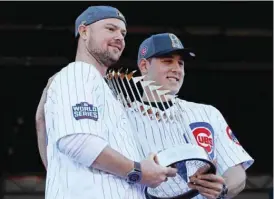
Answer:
[
  {"xmin": 78, "ymin": 25, "xmax": 88, "ymax": 40},
  {"xmin": 138, "ymin": 58, "xmax": 149, "ymax": 74}
]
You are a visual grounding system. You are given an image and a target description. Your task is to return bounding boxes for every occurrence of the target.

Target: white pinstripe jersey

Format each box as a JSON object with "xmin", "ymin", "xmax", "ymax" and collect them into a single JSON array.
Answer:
[
  {"xmin": 44, "ymin": 61, "xmax": 145, "ymax": 199},
  {"xmin": 126, "ymin": 99, "xmax": 254, "ymax": 199}
]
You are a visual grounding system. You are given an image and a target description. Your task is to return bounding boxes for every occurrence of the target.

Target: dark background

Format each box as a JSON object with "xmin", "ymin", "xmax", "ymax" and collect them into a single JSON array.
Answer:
[{"xmin": 0, "ymin": 1, "xmax": 272, "ymax": 178}]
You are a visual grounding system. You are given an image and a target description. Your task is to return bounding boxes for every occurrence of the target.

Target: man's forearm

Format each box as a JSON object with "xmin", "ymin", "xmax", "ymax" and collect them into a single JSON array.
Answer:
[
  {"xmin": 36, "ymin": 118, "xmax": 48, "ymax": 170},
  {"xmin": 57, "ymin": 134, "xmax": 134, "ymax": 179},
  {"xmin": 35, "ymin": 86, "xmax": 50, "ymax": 170},
  {"xmin": 222, "ymin": 165, "xmax": 246, "ymax": 198},
  {"xmin": 91, "ymin": 146, "xmax": 134, "ymax": 179}
]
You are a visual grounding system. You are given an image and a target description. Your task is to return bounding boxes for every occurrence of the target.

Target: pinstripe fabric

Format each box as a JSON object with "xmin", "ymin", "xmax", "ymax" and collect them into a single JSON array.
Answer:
[
  {"xmin": 44, "ymin": 61, "xmax": 145, "ymax": 199},
  {"xmin": 126, "ymin": 98, "xmax": 254, "ymax": 199}
]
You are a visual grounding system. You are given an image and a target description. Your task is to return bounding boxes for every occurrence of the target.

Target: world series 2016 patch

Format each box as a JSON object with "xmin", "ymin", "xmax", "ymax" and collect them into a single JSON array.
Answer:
[{"xmin": 72, "ymin": 102, "xmax": 98, "ymax": 121}]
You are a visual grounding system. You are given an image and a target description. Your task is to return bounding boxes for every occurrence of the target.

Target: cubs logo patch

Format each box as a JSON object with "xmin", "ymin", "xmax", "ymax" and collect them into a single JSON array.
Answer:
[
  {"xmin": 72, "ymin": 102, "xmax": 98, "ymax": 121},
  {"xmin": 189, "ymin": 122, "xmax": 215, "ymax": 160},
  {"xmin": 226, "ymin": 126, "xmax": 240, "ymax": 145}
]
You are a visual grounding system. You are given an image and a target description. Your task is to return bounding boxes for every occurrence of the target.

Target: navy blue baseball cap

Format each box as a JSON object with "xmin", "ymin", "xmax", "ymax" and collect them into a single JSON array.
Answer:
[
  {"xmin": 137, "ymin": 33, "xmax": 195, "ymax": 64},
  {"xmin": 75, "ymin": 6, "xmax": 126, "ymax": 37}
]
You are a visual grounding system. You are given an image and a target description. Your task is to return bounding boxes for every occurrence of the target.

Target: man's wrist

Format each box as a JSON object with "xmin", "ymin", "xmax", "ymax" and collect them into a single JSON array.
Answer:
[
  {"xmin": 217, "ymin": 184, "xmax": 228, "ymax": 199},
  {"xmin": 124, "ymin": 160, "xmax": 135, "ymax": 177},
  {"xmin": 125, "ymin": 161, "xmax": 142, "ymax": 184}
]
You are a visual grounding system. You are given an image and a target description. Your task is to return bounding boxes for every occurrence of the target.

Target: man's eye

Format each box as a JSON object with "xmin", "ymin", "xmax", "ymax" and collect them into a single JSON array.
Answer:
[
  {"xmin": 106, "ymin": 27, "xmax": 115, "ymax": 31},
  {"xmin": 163, "ymin": 60, "xmax": 172, "ymax": 63}
]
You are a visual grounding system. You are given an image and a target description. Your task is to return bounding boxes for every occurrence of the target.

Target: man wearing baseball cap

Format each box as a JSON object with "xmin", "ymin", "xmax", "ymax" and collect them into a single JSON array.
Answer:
[
  {"xmin": 127, "ymin": 32, "xmax": 254, "ymax": 199},
  {"xmin": 36, "ymin": 6, "xmax": 177, "ymax": 199}
]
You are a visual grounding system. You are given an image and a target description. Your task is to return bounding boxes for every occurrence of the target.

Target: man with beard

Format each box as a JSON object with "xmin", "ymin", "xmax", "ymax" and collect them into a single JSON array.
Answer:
[{"xmin": 37, "ymin": 6, "xmax": 177, "ymax": 199}]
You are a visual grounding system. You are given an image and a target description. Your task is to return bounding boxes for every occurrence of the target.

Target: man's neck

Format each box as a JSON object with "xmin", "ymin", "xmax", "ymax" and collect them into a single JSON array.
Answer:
[
  {"xmin": 142, "ymin": 93, "xmax": 162, "ymax": 103},
  {"xmin": 141, "ymin": 94, "xmax": 174, "ymax": 111},
  {"xmin": 141, "ymin": 89, "xmax": 175, "ymax": 103},
  {"xmin": 75, "ymin": 51, "xmax": 107, "ymax": 76}
]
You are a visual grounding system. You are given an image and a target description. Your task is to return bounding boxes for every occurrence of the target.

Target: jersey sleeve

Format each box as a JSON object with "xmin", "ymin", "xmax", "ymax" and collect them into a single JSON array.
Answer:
[
  {"xmin": 210, "ymin": 106, "xmax": 254, "ymax": 175},
  {"xmin": 45, "ymin": 62, "xmax": 107, "ymax": 144}
]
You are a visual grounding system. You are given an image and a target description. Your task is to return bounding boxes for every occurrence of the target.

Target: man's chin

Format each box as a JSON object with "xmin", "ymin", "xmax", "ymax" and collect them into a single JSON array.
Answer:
[
  {"xmin": 109, "ymin": 54, "xmax": 121, "ymax": 64},
  {"xmin": 112, "ymin": 53, "xmax": 121, "ymax": 60},
  {"xmin": 168, "ymin": 83, "xmax": 182, "ymax": 95},
  {"xmin": 166, "ymin": 87, "xmax": 180, "ymax": 96},
  {"xmin": 103, "ymin": 53, "xmax": 119, "ymax": 66}
]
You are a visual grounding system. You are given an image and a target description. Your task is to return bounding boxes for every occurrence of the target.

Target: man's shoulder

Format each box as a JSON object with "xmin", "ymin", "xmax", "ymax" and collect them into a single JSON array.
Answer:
[
  {"xmin": 176, "ymin": 98, "xmax": 222, "ymax": 117},
  {"xmin": 176, "ymin": 98, "xmax": 214, "ymax": 110},
  {"xmin": 49, "ymin": 61, "xmax": 103, "ymax": 91},
  {"xmin": 59, "ymin": 61, "xmax": 98, "ymax": 75},
  {"xmin": 175, "ymin": 98, "xmax": 226, "ymax": 126},
  {"xmin": 55, "ymin": 61, "xmax": 101, "ymax": 81}
]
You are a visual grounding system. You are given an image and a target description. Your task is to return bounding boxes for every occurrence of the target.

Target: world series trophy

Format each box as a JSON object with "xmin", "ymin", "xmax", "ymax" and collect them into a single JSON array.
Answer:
[{"xmin": 105, "ymin": 68, "xmax": 216, "ymax": 199}]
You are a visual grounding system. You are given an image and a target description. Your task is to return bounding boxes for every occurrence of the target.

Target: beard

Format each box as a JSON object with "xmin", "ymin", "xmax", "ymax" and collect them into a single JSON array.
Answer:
[
  {"xmin": 87, "ymin": 38, "xmax": 120, "ymax": 68},
  {"xmin": 91, "ymin": 48, "xmax": 117, "ymax": 67}
]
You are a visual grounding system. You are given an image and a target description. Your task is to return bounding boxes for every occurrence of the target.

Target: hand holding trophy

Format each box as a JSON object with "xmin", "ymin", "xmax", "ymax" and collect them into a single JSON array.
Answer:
[{"xmin": 105, "ymin": 69, "xmax": 216, "ymax": 199}]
